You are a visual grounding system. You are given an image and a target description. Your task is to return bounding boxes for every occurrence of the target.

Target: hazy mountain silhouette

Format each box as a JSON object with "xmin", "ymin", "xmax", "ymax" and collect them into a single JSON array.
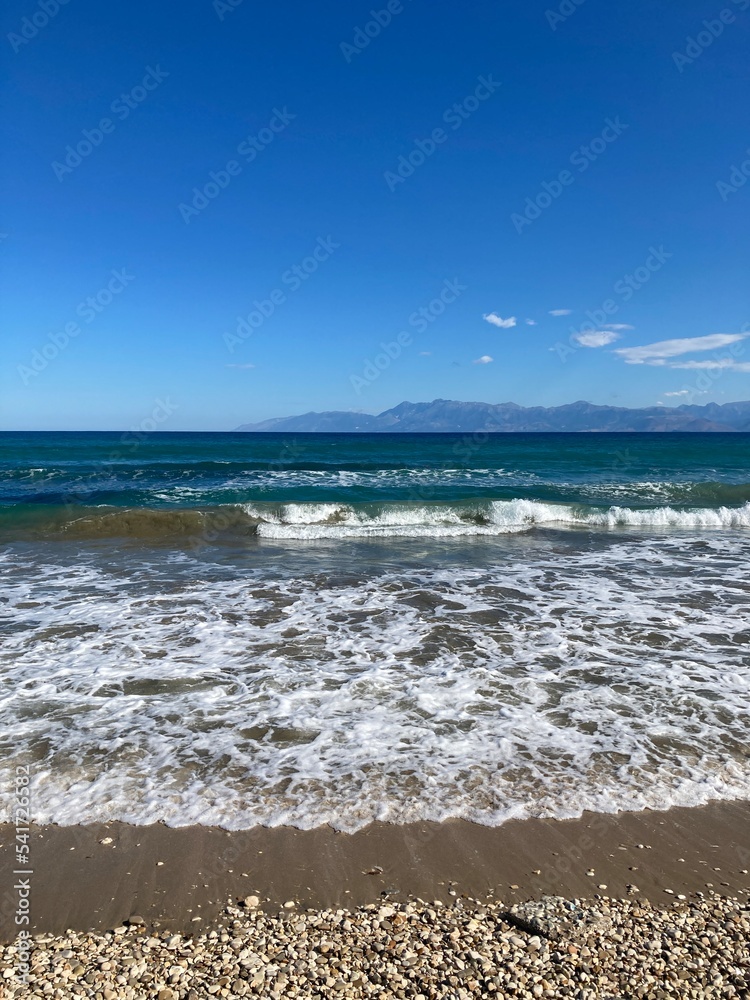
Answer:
[{"xmin": 236, "ymin": 399, "xmax": 750, "ymax": 433}]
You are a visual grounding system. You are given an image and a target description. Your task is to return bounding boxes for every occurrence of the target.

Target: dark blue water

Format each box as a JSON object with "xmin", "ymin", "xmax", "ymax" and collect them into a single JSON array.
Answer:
[{"xmin": 1, "ymin": 432, "xmax": 748, "ymax": 540}]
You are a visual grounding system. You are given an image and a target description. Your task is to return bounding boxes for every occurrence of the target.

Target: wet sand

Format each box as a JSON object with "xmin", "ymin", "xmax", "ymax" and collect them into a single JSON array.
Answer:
[{"xmin": 1, "ymin": 800, "xmax": 748, "ymax": 942}]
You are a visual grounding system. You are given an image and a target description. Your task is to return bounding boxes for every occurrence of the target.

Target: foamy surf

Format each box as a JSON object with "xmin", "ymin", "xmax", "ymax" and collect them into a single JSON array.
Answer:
[
  {"xmin": 1, "ymin": 532, "xmax": 749, "ymax": 832},
  {"xmin": 248, "ymin": 499, "xmax": 750, "ymax": 539},
  {"xmin": 3, "ymin": 431, "xmax": 750, "ymax": 834}
]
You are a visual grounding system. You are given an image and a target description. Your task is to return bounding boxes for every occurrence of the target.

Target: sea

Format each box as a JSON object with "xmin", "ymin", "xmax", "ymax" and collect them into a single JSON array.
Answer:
[{"xmin": 1, "ymin": 431, "xmax": 749, "ymax": 832}]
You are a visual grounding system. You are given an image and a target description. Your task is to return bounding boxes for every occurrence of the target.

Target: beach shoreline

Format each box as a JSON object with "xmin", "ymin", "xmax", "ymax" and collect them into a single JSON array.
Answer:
[{"xmin": 2, "ymin": 800, "xmax": 748, "ymax": 942}]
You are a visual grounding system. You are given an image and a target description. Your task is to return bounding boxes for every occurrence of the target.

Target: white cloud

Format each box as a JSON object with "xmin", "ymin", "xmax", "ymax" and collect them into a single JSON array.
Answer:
[
  {"xmin": 525, "ymin": 318, "xmax": 537, "ymax": 326},
  {"xmin": 473, "ymin": 355, "xmax": 494, "ymax": 364},
  {"xmin": 418, "ymin": 351, "xmax": 432, "ymax": 356},
  {"xmin": 483, "ymin": 313, "xmax": 517, "ymax": 329},
  {"xmin": 614, "ymin": 333, "xmax": 747, "ymax": 365},
  {"xmin": 549, "ymin": 309, "xmax": 573, "ymax": 316},
  {"xmin": 573, "ymin": 330, "xmax": 621, "ymax": 348},
  {"xmin": 602, "ymin": 323, "xmax": 634, "ymax": 330},
  {"xmin": 226, "ymin": 363, "xmax": 256, "ymax": 369},
  {"xmin": 664, "ymin": 390, "xmax": 690, "ymax": 397}
]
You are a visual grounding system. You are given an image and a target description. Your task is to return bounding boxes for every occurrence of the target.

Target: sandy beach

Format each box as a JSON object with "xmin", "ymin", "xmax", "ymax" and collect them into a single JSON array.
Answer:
[
  {"xmin": 2, "ymin": 802, "xmax": 749, "ymax": 996},
  {"xmin": 2, "ymin": 800, "xmax": 748, "ymax": 941}
]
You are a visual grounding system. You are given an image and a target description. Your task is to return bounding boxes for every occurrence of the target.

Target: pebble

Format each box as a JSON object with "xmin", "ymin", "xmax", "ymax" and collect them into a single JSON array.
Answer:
[
  {"xmin": 2, "ymin": 892, "xmax": 748, "ymax": 997},
  {"xmin": 508, "ymin": 896, "xmax": 611, "ymax": 942}
]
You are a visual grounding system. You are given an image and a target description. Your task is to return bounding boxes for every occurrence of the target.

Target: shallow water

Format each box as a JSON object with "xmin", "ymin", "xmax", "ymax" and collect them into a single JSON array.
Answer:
[{"xmin": 1, "ymin": 432, "xmax": 749, "ymax": 829}]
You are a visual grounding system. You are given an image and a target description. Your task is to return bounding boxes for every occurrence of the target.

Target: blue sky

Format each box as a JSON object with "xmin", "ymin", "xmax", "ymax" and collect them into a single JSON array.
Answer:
[{"xmin": 2, "ymin": 0, "xmax": 749, "ymax": 430}]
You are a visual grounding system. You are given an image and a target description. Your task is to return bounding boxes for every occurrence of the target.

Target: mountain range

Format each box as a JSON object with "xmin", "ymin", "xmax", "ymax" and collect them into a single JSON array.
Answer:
[{"xmin": 235, "ymin": 399, "xmax": 750, "ymax": 433}]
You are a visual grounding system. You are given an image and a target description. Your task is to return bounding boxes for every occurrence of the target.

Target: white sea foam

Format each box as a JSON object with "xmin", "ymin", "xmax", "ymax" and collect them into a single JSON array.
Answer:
[
  {"xmin": 247, "ymin": 501, "xmax": 527, "ymax": 538},
  {"xmin": 1, "ymin": 533, "xmax": 749, "ymax": 831},
  {"xmin": 244, "ymin": 499, "xmax": 750, "ymax": 539}
]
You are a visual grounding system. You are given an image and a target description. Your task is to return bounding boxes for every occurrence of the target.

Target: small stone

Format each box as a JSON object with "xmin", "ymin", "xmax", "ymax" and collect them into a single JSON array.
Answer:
[
  {"xmin": 283, "ymin": 900, "xmax": 296, "ymax": 909},
  {"xmin": 243, "ymin": 895, "xmax": 260, "ymax": 908},
  {"xmin": 5, "ymin": 882, "xmax": 747, "ymax": 997},
  {"xmin": 508, "ymin": 896, "xmax": 611, "ymax": 942}
]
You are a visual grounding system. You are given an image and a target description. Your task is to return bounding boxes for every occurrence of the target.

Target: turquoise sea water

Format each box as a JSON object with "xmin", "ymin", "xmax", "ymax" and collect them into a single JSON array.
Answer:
[
  {"xmin": 1, "ymin": 431, "xmax": 749, "ymax": 830},
  {"xmin": 2, "ymin": 431, "xmax": 750, "ymax": 539}
]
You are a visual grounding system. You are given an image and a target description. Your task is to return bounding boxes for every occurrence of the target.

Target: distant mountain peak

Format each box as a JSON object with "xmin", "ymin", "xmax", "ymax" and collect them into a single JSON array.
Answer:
[{"xmin": 234, "ymin": 399, "xmax": 750, "ymax": 433}]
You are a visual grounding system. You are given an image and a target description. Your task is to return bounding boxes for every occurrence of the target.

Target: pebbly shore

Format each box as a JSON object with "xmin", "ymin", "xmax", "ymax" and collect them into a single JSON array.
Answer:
[{"xmin": 2, "ymin": 891, "xmax": 749, "ymax": 999}]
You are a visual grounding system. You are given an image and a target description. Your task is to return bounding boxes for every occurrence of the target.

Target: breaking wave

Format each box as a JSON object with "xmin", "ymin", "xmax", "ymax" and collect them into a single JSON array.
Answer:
[
  {"xmin": 5, "ymin": 498, "xmax": 750, "ymax": 542},
  {"xmin": 248, "ymin": 499, "xmax": 750, "ymax": 538}
]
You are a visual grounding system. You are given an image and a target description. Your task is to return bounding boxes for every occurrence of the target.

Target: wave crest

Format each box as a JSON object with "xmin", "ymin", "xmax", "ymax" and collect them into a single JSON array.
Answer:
[
  {"xmin": 3, "ymin": 499, "xmax": 749, "ymax": 542},
  {"xmin": 248, "ymin": 499, "xmax": 750, "ymax": 539}
]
